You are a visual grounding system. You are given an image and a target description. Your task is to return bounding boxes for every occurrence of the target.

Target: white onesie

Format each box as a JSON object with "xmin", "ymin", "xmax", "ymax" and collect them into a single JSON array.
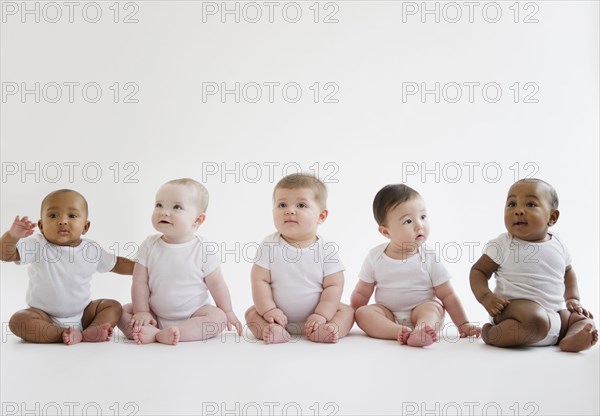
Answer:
[
  {"xmin": 484, "ymin": 232, "xmax": 571, "ymax": 346},
  {"xmin": 358, "ymin": 243, "xmax": 452, "ymax": 315},
  {"xmin": 16, "ymin": 233, "xmax": 117, "ymax": 330},
  {"xmin": 254, "ymin": 232, "xmax": 345, "ymax": 324},
  {"xmin": 137, "ymin": 234, "xmax": 221, "ymax": 328}
]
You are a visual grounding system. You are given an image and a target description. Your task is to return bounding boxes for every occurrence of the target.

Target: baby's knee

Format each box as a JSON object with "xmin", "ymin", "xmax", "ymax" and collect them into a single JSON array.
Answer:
[
  {"xmin": 524, "ymin": 311, "xmax": 551, "ymax": 339},
  {"xmin": 101, "ymin": 298, "xmax": 123, "ymax": 314},
  {"xmin": 354, "ymin": 305, "xmax": 370, "ymax": 323},
  {"xmin": 244, "ymin": 305, "xmax": 258, "ymax": 321}
]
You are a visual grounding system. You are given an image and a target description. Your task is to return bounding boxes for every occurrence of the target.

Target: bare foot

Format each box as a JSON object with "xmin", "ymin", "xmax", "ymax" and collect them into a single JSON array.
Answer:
[
  {"xmin": 132, "ymin": 325, "xmax": 158, "ymax": 344},
  {"xmin": 156, "ymin": 327, "xmax": 180, "ymax": 345},
  {"xmin": 308, "ymin": 324, "xmax": 339, "ymax": 343},
  {"xmin": 481, "ymin": 323, "xmax": 495, "ymax": 345},
  {"xmin": 397, "ymin": 326, "xmax": 413, "ymax": 345},
  {"xmin": 82, "ymin": 323, "xmax": 113, "ymax": 342},
  {"xmin": 262, "ymin": 324, "xmax": 290, "ymax": 344},
  {"xmin": 559, "ymin": 324, "xmax": 599, "ymax": 353},
  {"xmin": 407, "ymin": 325, "xmax": 437, "ymax": 347},
  {"xmin": 62, "ymin": 327, "xmax": 83, "ymax": 345}
]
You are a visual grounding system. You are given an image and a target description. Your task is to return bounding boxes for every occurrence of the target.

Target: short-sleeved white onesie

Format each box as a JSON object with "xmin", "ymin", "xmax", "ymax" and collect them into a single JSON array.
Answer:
[
  {"xmin": 137, "ymin": 234, "xmax": 221, "ymax": 329},
  {"xmin": 254, "ymin": 232, "xmax": 345, "ymax": 327},
  {"xmin": 358, "ymin": 243, "xmax": 452, "ymax": 325},
  {"xmin": 16, "ymin": 233, "xmax": 116, "ymax": 331},
  {"xmin": 484, "ymin": 232, "xmax": 571, "ymax": 345}
]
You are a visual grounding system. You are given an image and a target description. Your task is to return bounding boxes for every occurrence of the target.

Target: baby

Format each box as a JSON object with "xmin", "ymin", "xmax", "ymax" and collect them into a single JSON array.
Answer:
[
  {"xmin": 118, "ymin": 178, "xmax": 241, "ymax": 345},
  {"xmin": 1, "ymin": 189, "xmax": 134, "ymax": 345},
  {"xmin": 245, "ymin": 173, "xmax": 354, "ymax": 344},
  {"xmin": 470, "ymin": 178, "xmax": 598, "ymax": 351},
  {"xmin": 351, "ymin": 184, "xmax": 480, "ymax": 347}
]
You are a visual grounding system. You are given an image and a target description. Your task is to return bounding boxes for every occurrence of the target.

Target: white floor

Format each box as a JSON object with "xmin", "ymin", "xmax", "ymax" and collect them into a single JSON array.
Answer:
[{"xmin": 1, "ymin": 325, "xmax": 599, "ymax": 416}]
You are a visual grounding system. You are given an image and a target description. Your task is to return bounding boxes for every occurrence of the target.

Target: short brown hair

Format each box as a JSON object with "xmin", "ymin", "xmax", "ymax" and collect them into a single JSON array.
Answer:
[
  {"xmin": 273, "ymin": 174, "xmax": 328, "ymax": 209},
  {"xmin": 163, "ymin": 178, "xmax": 209, "ymax": 212},
  {"xmin": 373, "ymin": 184, "xmax": 421, "ymax": 226}
]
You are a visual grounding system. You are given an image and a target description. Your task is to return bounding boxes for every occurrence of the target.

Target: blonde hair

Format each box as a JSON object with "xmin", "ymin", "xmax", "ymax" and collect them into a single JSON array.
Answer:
[
  {"xmin": 164, "ymin": 178, "xmax": 209, "ymax": 212},
  {"xmin": 273, "ymin": 173, "xmax": 328, "ymax": 209}
]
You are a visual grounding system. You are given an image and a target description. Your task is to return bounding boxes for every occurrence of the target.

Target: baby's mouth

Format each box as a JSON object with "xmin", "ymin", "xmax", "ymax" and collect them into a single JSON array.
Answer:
[{"xmin": 514, "ymin": 221, "xmax": 527, "ymax": 226}]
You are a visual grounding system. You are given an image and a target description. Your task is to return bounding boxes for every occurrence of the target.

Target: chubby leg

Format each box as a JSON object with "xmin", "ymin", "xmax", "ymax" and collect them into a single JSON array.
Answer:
[
  {"xmin": 244, "ymin": 306, "xmax": 290, "ymax": 344},
  {"xmin": 9, "ymin": 308, "xmax": 65, "ymax": 343},
  {"xmin": 482, "ymin": 299, "xmax": 550, "ymax": 347},
  {"xmin": 407, "ymin": 301, "xmax": 444, "ymax": 347},
  {"xmin": 168, "ymin": 305, "xmax": 227, "ymax": 344},
  {"xmin": 307, "ymin": 303, "xmax": 355, "ymax": 344},
  {"xmin": 63, "ymin": 299, "xmax": 123, "ymax": 345},
  {"xmin": 558, "ymin": 310, "xmax": 598, "ymax": 353},
  {"xmin": 355, "ymin": 304, "xmax": 412, "ymax": 344}
]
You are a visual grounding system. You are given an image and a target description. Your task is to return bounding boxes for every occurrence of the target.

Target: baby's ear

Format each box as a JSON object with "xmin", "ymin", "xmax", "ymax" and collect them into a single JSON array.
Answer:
[
  {"xmin": 548, "ymin": 209, "xmax": 560, "ymax": 226},
  {"xmin": 378, "ymin": 225, "xmax": 390, "ymax": 238},
  {"xmin": 194, "ymin": 213, "xmax": 206, "ymax": 227},
  {"xmin": 82, "ymin": 220, "xmax": 91, "ymax": 234}
]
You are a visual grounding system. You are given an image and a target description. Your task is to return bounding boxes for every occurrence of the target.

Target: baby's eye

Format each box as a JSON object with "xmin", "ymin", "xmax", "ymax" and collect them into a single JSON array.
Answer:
[
  {"xmin": 277, "ymin": 202, "xmax": 286, "ymax": 208},
  {"xmin": 49, "ymin": 213, "xmax": 57, "ymax": 219},
  {"xmin": 155, "ymin": 203, "xmax": 162, "ymax": 208},
  {"xmin": 421, "ymin": 214, "xmax": 427, "ymax": 220},
  {"xmin": 69, "ymin": 214, "xmax": 78, "ymax": 219},
  {"xmin": 297, "ymin": 203, "xmax": 307, "ymax": 209},
  {"xmin": 173, "ymin": 204, "xmax": 183, "ymax": 210},
  {"xmin": 507, "ymin": 201, "xmax": 516, "ymax": 208},
  {"xmin": 526, "ymin": 202, "xmax": 537, "ymax": 207},
  {"xmin": 403, "ymin": 219, "xmax": 412, "ymax": 225}
]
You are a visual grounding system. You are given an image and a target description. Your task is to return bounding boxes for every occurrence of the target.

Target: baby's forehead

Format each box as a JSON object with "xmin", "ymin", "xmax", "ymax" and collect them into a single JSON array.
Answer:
[
  {"xmin": 41, "ymin": 191, "xmax": 88, "ymax": 215},
  {"xmin": 275, "ymin": 187, "xmax": 317, "ymax": 199}
]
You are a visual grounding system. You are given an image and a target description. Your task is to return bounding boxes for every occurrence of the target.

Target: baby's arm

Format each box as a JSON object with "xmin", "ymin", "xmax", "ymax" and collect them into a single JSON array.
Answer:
[
  {"xmin": 205, "ymin": 267, "xmax": 242, "ymax": 335},
  {"xmin": 434, "ymin": 281, "xmax": 481, "ymax": 337},
  {"xmin": 305, "ymin": 271, "xmax": 344, "ymax": 336},
  {"xmin": 251, "ymin": 264, "xmax": 287, "ymax": 326},
  {"xmin": 111, "ymin": 257, "xmax": 135, "ymax": 275},
  {"xmin": 350, "ymin": 280, "xmax": 375, "ymax": 310},
  {"xmin": 130, "ymin": 263, "xmax": 157, "ymax": 328},
  {"xmin": 0, "ymin": 216, "xmax": 36, "ymax": 262},
  {"xmin": 564, "ymin": 265, "xmax": 594, "ymax": 319},
  {"xmin": 470, "ymin": 254, "xmax": 510, "ymax": 317}
]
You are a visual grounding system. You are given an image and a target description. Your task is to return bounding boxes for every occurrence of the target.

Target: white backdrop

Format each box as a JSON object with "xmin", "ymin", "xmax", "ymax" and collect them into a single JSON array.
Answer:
[{"xmin": 1, "ymin": 1, "xmax": 598, "ymax": 415}]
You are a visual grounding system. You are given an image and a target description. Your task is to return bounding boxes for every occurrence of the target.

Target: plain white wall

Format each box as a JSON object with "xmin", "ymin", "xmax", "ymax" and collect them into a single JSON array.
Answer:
[{"xmin": 1, "ymin": 1, "xmax": 598, "ymax": 329}]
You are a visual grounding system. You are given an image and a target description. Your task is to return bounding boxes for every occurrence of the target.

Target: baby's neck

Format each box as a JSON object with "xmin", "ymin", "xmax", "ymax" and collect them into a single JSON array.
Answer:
[
  {"xmin": 384, "ymin": 242, "xmax": 419, "ymax": 260},
  {"xmin": 280, "ymin": 234, "xmax": 318, "ymax": 248}
]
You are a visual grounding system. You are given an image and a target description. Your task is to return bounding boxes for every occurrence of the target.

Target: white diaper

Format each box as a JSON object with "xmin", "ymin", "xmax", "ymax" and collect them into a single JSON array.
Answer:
[
  {"xmin": 531, "ymin": 309, "xmax": 561, "ymax": 346},
  {"xmin": 393, "ymin": 311, "xmax": 414, "ymax": 329},
  {"xmin": 51, "ymin": 312, "xmax": 83, "ymax": 332},
  {"xmin": 157, "ymin": 317, "xmax": 187, "ymax": 329}
]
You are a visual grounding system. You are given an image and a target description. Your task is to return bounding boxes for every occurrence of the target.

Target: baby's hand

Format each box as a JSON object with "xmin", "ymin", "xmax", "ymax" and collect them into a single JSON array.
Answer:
[
  {"xmin": 566, "ymin": 299, "xmax": 594, "ymax": 319},
  {"xmin": 481, "ymin": 293, "xmax": 510, "ymax": 317},
  {"xmin": 263, "ymin": 308, "xmax": 287, "ymax": 327},
  {"xmin": 225, "ymin": 311, "xmax": 243, "ymax": 335},
  {"xmin": 131, "ymin": 312, "xmax": 157, "ymax": 329},
  {"xmin": 458, "ymin": 323, "xmax": 482, "ymax": 338},
  {"xmin": 9, "ymin": 216, "xmax": 36, "ymax": 239},
  {"xmin": 304, "ymin": 313, "xmax": 327, "ymax": 337}
]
